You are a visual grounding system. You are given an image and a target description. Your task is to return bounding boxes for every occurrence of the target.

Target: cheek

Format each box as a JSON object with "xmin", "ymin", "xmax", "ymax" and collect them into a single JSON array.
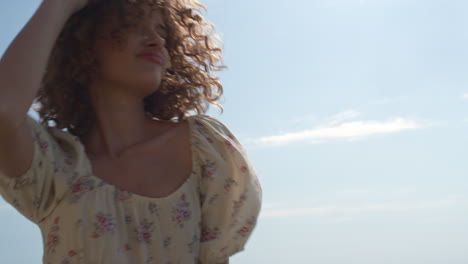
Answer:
[{"xmin": 95, "ymin": 41, "xmax": 131, "ymax": 69}]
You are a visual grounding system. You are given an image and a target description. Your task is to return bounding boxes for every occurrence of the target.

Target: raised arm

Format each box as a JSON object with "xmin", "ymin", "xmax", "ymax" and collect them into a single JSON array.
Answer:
[{"xmin": 0, "ymin": 0, "xmax": 87, "ymax": 178}]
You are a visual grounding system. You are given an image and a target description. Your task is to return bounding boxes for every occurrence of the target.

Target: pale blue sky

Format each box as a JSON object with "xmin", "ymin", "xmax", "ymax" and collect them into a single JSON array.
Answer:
[{"xmin": 1, "ymin": 0, "xmax": 468, "ymax": 263}]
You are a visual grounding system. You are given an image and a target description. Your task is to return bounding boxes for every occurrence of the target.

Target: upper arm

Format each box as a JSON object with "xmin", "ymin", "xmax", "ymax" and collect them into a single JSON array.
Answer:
[
  {"xmin": 195, "ymin": 115, "xmax": 262, "ymax": 263},
  {"xmin": 0, "ymin": 114, "xmax": 76, "ymax": 223},
  {"xmin": 0, "ymin": 114, "xmax": 35, "ymax": 179}
]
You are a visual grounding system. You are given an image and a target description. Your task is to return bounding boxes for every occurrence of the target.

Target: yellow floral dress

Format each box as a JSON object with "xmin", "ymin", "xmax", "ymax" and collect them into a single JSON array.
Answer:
[{"xmin": 0, "ymin": 114, "xmax": 262, "ymax": 264}]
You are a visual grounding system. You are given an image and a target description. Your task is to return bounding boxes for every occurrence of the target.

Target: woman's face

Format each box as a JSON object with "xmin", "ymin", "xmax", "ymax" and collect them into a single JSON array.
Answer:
[{"xmin": 92, "ymin": 3, "xmax": 171, "ymax": 97}]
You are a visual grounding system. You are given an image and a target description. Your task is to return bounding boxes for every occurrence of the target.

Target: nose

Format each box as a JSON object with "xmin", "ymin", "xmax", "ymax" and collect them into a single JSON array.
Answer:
[{"xmin": 141, "ymin": 28, "xmax": 166, "ymax": 48}]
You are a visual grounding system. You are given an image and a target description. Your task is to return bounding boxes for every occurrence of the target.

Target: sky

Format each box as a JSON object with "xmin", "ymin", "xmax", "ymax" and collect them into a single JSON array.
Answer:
[{"xmin": 1, "ymin": 0, "xmax": 468, "ymax": 263}]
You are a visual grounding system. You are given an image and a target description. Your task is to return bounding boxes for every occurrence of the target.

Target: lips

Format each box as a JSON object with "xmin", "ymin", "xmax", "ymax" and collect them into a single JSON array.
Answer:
[{"xmin": 136, "ymin": 52, "xmax": 164, "ymax": 64}]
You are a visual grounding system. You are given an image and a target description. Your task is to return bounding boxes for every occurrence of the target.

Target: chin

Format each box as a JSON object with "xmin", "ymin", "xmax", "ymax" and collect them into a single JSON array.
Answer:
[{"xmin": 134, "ymin": 74, "xmax": 162, "ymax": 85}]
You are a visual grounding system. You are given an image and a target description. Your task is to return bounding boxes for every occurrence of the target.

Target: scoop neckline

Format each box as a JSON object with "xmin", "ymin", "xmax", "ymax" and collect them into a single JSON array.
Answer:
[{"xmin": 80, "ymin": 115, "xmax": 200, "ymax": 202}]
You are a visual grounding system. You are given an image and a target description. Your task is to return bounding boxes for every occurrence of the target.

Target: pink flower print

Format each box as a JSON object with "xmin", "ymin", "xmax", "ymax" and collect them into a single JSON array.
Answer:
[
  {"xmin": 201, "ymin": 224, "xmax": 219, "ymax": 242},
  {"xmin": 47, "ymin": 233, "xmax": 60, "ymax": 250},
  {"xmin": 114, "ymin": 189, "xmax": 132, "ymax": 201},
  {"xmin": 224, "ymin": 139, "xmax": 237, "ymax": 153},
  {"xmin": 224, "ymin": 176, "xmax": 237, "ymax": 191},
  {"xmin": 35, "ymin": 132, "xmax": 49, "ymax": 152},
  {"xmin": 238, "ymin": 226, "xmax": 251, "ymax": 236},
  {"xmin": 172, "ymin": 193, "xmax": 192, "ymax": 228},
  {"xmin": 13, "ymin": 177, "xmax": 36, "ymax": 190},
  {"xmin": 201, "ymin": 160, "xmax": 216, "ymax": 179},
  {"xmin": 59, "ymin": 151, "xmax": 74, "ymax": 167},
  {"xmin": 219, "ymin": 246, "xmax": 229, "ymax": 255},
  {"xmin": 91, "ymin": 212, "xmax": 116, "ymax": 238},
  {"xmin": 46, "ymin": 217, "xmax": 61, "ymax": 253},
  {"xmin": 69, "ymin": 176, "xmax": 94, "ymax": 203},
  {"xmin": 124, "ymin": 243, "xmax": 132, "ymax": 251},
  {"xmin": 32, "ymin": 195, "xmax": 41, "ymax": 209},
  {"xmin": 254, "ymin": 176, "xmax": 262, "ymax": 190},
  {"xmin": 240, "ymin": 166, "xmax": 248, "ymax": 173},
  {"xmin": 134, "ymin": 219, "xmax": 154, "ymax": 244},
  {"xmin": 237, "ymin": 216, "xmax": 257, "ymax": 237},
  {"xmin": 231, "ymin": 193, "xmax": 247, "ymax": 219},
  {"xmin": 139, "ymin": 231, "xmax": 151, "ymax": 242},
  {"xmin": 65, "ymin": 248, "xmax": 84, "ymax": 262},
  {"xmin": 117, "ymin": 243, "xmax": 132, "ymax": 256},
  {"xmin": 116, "ymin": 243, "xmax": 132, "ymax": 256}
]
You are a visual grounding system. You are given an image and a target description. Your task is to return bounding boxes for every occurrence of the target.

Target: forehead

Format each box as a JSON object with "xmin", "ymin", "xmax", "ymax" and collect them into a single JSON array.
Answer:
[
  {"xmin": 97, "ymin": 3, "xmax": 166, "ymax": 33},
  {"xmin": 137, "ymin": 3, "xmax": 166, "ymax": 23}
]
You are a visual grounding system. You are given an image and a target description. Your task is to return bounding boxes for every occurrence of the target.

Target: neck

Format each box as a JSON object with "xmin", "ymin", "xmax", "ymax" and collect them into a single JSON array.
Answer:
[{"xmin": 84, "ymin": 82, "xmax": 161, "ymax": 160}]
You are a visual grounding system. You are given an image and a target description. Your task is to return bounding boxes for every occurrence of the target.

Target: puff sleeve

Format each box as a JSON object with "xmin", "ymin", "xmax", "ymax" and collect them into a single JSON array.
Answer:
[
  {"xmin": 0, "ymin": 115, "xmax": 81, "ymax": 223},
  {"xmin": 192, "ymin": 115, "xmax": 262, "ymax": 264}
]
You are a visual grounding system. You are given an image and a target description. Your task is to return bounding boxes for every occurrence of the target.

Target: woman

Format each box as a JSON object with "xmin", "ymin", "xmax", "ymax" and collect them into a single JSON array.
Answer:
[{"xmin": 0, "ymin": 0, "xmax": 262, "ymax": 263}]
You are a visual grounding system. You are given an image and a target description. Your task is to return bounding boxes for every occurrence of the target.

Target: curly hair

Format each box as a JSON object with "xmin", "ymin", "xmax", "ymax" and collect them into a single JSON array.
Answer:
[{"xmin": 35, "ymin": 0, "xmax": 225, "ymax": 142}]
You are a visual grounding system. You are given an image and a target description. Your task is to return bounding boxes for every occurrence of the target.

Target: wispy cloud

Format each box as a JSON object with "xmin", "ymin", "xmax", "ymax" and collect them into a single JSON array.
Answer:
[
  {"xmin": 326, "ymin": 110, "xmax": 360, "ymax": 125},
  {"xmin": 256, "ymin": 116, "xmax": 423, "ymax": 146},
  {"xmin": 327, "ymin": 187, "xmax": 418, "ymax": 198},
  {"xmin": 462, "ymin": 94, "xmax": 468, "ymax": 100},
  {"xmin": 262, "ymin": 188, "xmax": 467, "ymax": 223},
  {"xmin": 261, "ymin": 195, "xmax": 466, "ymax": 219}
]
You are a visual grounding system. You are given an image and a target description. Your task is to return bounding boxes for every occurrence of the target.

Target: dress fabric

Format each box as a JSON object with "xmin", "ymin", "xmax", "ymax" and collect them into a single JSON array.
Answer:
[{"xmin": 0, "ymin": 114, "xmax": 262, "ymax": 264}]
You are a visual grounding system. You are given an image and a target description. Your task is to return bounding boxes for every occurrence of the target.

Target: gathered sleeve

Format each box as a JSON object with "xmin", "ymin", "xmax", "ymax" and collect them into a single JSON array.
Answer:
[
  {"xmin": 192, "ymin": 115, "xmax": 262, "ymax": 264},
  {"xmin": 0, "ymin": 115, "xmax": 82, "ymax": 224}
]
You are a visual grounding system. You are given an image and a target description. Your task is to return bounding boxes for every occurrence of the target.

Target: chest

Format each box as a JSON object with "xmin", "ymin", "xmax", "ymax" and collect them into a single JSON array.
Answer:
[{"xmin": 88, "ymin": 128, "xmax": 193, "ymax": 199}]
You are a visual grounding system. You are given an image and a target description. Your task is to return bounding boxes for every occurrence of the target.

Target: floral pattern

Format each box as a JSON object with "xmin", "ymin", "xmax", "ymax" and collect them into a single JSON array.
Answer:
[
  {"xmin": 0, "ymin": 115, "xmax": 262, "ymax": 263},
  {"xmin": 201, "ymin": 160, "xmax": 217, "ymax": 179},
  {"xmin": 91, "ymin": 212, "xmax": 116, "ymax": 238},
  {"xmin": 46, "ymin": 217, "xmax": 61, "ymax": 254},
  {"xmin": 13, "ymin": 177, "xmax": 36, "ymax": 190},
  {"xmin": 114, "ymin": 188, "xmax": 132, "ymax": 201},
  {"xmin": 237, "ymin": 216, "xmax": 258, "ymax": 238},
  {"xmin": 134, "ymin": 219, "xmax": 154, "ymax": 244},
  {"xmin": 69, "ymin": 175, "xmax": 95, "ymax": 203},
  {"xmin": 172, "ymin": 193, "xmax": 192, "ymax": 228},
  {"xmin": 200, "ymin": 224, "xmax": 220, "ymax": 242}
]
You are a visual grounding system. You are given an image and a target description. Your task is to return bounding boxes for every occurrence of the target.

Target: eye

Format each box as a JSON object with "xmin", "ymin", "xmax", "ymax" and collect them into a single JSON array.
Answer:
[{"xmin": 156, "ymin": 24, "xmax": 168, "ymax": 38}]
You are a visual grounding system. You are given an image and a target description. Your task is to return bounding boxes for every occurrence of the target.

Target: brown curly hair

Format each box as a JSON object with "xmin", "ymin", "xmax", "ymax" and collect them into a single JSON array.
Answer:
[{"xmin": 35, "ymin": 0, "xmax": 225, "ymax": 142}]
